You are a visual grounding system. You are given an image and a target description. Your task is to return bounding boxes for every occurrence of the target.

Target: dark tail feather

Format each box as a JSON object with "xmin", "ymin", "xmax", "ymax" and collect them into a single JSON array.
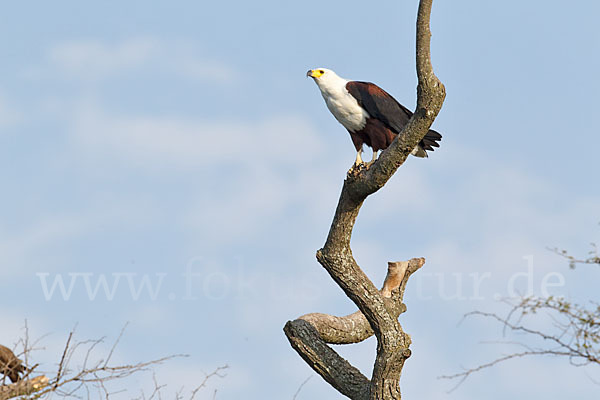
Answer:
[{"xmin": 419, "ymin": 129, "xmax": 442, "ymax": 152}]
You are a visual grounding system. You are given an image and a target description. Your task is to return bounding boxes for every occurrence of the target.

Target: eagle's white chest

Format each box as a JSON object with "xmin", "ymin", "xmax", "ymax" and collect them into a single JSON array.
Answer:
[{"xmin": 319, "ymin": 86, "xmax": 369, "ymax": 133}]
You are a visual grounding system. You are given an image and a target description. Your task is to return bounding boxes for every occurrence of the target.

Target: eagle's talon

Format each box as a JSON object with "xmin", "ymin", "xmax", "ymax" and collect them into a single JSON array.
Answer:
[{"xmin": 347, "ymin": 161, "xmax": 365, "ymax": 176}]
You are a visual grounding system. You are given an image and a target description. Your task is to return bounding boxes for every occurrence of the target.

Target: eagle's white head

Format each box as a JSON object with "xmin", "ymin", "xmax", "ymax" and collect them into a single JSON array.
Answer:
[
  {"xmin": 306, "ymin": 67, "xmax": 369, "ymax": 137},
  {"xmin": 306, "ymin": 68, "xmax": 348, "ymax": 96}
]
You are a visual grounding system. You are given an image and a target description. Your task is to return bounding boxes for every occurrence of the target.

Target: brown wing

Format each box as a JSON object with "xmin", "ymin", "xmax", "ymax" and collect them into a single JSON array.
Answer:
[
  {"xmin": 346, "ymin": 81, "xmax": 441, "ymax": 154},
  {"xmin": 345, "ymin": 81, "xmax": 413, "ymax": 133}
]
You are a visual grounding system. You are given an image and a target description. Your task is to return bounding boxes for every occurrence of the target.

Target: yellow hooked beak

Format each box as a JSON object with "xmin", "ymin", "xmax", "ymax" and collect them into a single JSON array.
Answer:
[{"xmin": 306, "ymin": 69, "xmax": 325, "ymax": 78}]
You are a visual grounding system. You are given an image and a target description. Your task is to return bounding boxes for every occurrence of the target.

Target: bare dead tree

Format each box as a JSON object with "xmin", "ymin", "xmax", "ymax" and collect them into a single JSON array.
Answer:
[
  {"xmin": 440, "ymin": 297, "xmax": 600, "ymax": 390},
  {"xmin": 283, "ymin": 1, "xmax": 446, "ymax": 399},
  {"xmin": 0, "ymin": 324, "xmax": 227, "ymax": 400},
  {"xmin": 441, "ymin": 232, "xmax": 600, "ymax": 389}
]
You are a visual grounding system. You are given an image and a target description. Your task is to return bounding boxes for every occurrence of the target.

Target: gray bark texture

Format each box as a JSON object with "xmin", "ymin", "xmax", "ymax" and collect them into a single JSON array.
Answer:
[{"xmin": 283, "ymin": 1, "xmax": 445, "ymax": 399}]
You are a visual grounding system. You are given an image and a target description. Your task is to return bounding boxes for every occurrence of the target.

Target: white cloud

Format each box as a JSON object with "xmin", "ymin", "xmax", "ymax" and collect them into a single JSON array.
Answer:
[
  {"xmin": 0, "ymin": 92, "xmax": 21, "ymax": 128},
  {"xmin": 39, "ymin": 37, "xmax": 238, "ymax": 84},
  {"xmin": 0, "ymin": 215, "xmax": 89, "ymax": 275},
  {"xmin": 49, "ymin": 38, "xmax": 158, "ymax": 80},
  {"xmin": 55, "ymin": 102, "xmax": 344, "ymax": 249},
  {"xmin": 0, "ymin": 198, "xmax": 161, "ymax": 277},
  {"xmin": 69, "ymin": 105, "xmax": 324, "ymax": 169},
  {"xmin": 169, "ymin": 56, "xmax": 238, "ymax": 84}
]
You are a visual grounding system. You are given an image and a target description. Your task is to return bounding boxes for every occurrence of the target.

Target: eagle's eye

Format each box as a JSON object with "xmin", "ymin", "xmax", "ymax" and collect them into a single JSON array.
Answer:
[{"xmin": 319, "ymin": 70, "xmax": 324, "ymax": 74}]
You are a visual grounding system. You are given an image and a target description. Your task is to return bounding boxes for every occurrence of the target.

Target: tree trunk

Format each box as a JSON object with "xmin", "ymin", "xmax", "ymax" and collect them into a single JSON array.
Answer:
[{"xmin": 283, "ymin": 1, "xmax": 445, "ymax": 398}]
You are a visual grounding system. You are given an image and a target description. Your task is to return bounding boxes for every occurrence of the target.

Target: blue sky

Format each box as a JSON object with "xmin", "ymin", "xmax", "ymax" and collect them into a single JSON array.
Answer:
[{"xmin": 1, "ymin": 0, "xmax": 599, "ymax": 398}]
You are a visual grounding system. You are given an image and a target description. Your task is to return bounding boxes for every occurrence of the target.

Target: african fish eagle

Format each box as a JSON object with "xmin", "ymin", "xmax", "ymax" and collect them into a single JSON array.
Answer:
[{"xmin": 307, "ymin": 68, "xmax": 441, "ymax": 166}]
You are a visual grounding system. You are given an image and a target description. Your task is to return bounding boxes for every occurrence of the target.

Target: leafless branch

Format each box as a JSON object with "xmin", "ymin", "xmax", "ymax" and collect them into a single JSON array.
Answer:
[
  {"xmin": 189, "ymin": 365, "xmax": 228, "ymax": 400},
  {"xmin": 440, "ymin": 296, "xmax": 600, "ymax": 390},
  {"xmin": 292, "ymin": 375, "xmax": 312, "ymax": 400},
  {"xmin": 549, "ymin": 243, "xmax": 600, "ymax": 269},
  {"xmin": 1, "ymin": 325, "xmax": 225, "ymax": 400}
]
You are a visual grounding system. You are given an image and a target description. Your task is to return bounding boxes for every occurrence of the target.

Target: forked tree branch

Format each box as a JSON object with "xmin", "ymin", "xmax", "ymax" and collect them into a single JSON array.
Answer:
[
  {"xmin": 284, "ymin": 259, "xmax": 424, "ymax": 399},
  {"xmin": 296, "ymin": 259, "xmax": 424, "ymax": 345},
  {"xmin": 284, "ymin": 0, "xmax": 444, "ymax": 399}
]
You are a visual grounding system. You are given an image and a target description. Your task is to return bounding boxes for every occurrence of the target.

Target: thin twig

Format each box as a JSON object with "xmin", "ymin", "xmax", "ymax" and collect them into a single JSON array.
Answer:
[{"xmin": 292, "ymin": 375, "xmax": 312, "ymax": 400}]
